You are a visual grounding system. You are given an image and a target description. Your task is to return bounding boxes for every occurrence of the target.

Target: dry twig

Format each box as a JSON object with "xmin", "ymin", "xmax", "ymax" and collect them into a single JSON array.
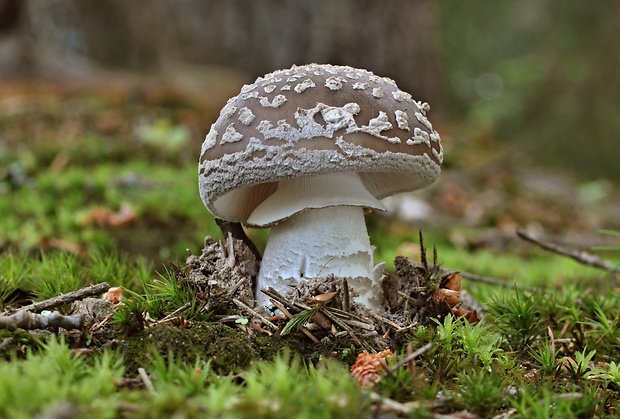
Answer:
[
  {"xmin": 138, "ymin": 367, "xmax": 155, "ymax": 394},
  {"xmin": 232, "ymin": 298, "xmax": 278, "ymax": 331},
  {"xmin": 367, "ymin": 312, "xmax": 408, "ymax": 333},
  {"xmin": 517, "ymin": 228, "xmax": 620, "ymax": 273},
  {"xmin": 268, "ymin": 298, "xmax": 320, "ymax": 344},
  {"xmin": 6, "ymin": 282, "xmax": 111, "ymax": 314},
  {"xmin": 387, "ymin": 342, "xmax": 433, "ymax": 374},
  {"xmin": 0, "ymin": 310, "xmax": 83, "ymax": 331},
  {"xmin": 457, "ymin": 270, "xmax": 539, "ymax": 293}
]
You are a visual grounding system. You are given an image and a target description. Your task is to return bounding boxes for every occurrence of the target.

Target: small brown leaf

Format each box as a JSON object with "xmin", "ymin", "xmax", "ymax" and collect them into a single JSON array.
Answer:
[
  {"xmin": 444, "ymin": 273, "xmax": 461, "ymax": 291},
  {"xmin": 305, "ymin": 291, "xmax": 337, "ymax": 304},
  {"xmin": 310, "ymin": 311, "xmax": 332, "ymax": 330},
  {"xmin": 432, "ymin": 288, "xmax": 461, "ymax": 307},
  {"xmin": 451, "ymin": 307, "xmax": 480, "ymax": 324},
  {"xmin": 465, "ymin": 310, "xmax": 480, "ymax": 323}
]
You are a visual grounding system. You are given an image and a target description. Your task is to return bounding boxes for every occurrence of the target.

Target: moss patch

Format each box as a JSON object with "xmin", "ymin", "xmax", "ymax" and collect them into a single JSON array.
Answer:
[{"xmin": 119, "ymin": 322, "xmax": 314, "ymax": 376}]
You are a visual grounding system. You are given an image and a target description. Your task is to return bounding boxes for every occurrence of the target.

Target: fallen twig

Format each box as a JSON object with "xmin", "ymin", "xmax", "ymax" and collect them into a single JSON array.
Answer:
[
  {"xmin": 269, "ymin": 298, "xmax": 320, "ymax": 344},
  {"xmin": 6, "ymin": 282, "xmax": 111, "ymax": 314},
  {"xmin": 368, "ymin": 391, "xmax": 451, "ymax": 416},
  {"xmin": 232, "ymin": 298, "xmax": 278, "ymax": 331},
  {"xmin": 158, "ymin": 302, "xmax": 192, "ymax": 323},
  {"xmin": 138, "ymin": 367, "xmax": 155, "ymax": 394},
  {"xmin": 457, "ymin": 270, "xmax": 539, "ymax": 293},
  {"xmin": 325, "ymin": 312, "xmax": 375, "ymax": 331},
  {"xmin": 261, "ymin": 288, "xmax": 303, "ymax": 313},
  {"xmin": 90, "ymin": 312, "xmax": 115, "ymax": 332},
  {"xmin": 0, "ymin": 310, "xmax": 83, "ymax": 331},
  {"xmin": 387, "ymin": 342, "xmax": 433, "ymax": 374},
  {"xmin": 321, "ymin": 309, "xmax": 371, "ymax": 351},
  {"xmin": 368, "ymin": 312, "xmax": 408, "ymax": 333},
  {"xmin": 341, "ymin": 278, "xmax": 350, "ymax": 312},
  {"xmin": 517, "ymin": 228, "xmax": 620, "ymax": 273}
]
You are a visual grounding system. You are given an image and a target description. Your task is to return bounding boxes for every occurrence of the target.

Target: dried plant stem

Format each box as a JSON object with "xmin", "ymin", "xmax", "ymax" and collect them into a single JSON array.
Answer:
[
  {"xmin": 517, "ymin": 228, "xmax": 620, "ymax": 273},
  {"xmin": 457, "ymin": 270, "xmax": 539, "ymax": 293},
  {"xmin": 387, "ymin": 342, "xmax": 433, "ymax": 374},
  {"xmin": 321, "ymin": 309, "xmax": 370, "ymax": 351},
  {"xmin": 341, "ymin": 278, "xmax": 350, "ymax": 312},
  {"xmin": 138, "ymin": 368, "xmax": 155, "ymax": 394},
  {"xmin": 7, "ymin": 282, "xmax": 111, "ymax": 314},
  {"xmin": 232, "ymin": 298, "xmax": 278, "ymax": 331},
  {"xmin": 368, "ymin": 312, "xmax": 411, "ymax": 333},
  {"xmin": 260, "ymin": 288, "xmax": 295, "ymax": 310},
  {"xmin": 159, "ymin": 302, "xmax": 192, "ymax": 323},
  {"xmin": 269, "ymin": 298, "xmax": 320, "ymax": 344}
]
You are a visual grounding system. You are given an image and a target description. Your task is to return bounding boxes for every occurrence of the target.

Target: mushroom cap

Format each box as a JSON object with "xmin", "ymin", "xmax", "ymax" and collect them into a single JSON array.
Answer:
[{"xmin": 199, "ymin": 63, "xmax": 443, "ymax": 224}]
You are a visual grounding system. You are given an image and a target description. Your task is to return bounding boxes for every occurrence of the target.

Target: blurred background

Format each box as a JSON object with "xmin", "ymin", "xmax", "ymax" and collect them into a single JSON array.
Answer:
[
  {"xmin": 1, "ymin": 0, "xmax": 618, "ymax": 263},
  {"xmin": 2, "ymin": 0, "xmax": 618, "ymax": 178}
]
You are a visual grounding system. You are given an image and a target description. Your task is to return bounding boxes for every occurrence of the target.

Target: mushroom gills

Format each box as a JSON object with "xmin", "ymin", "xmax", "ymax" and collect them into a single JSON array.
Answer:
[{"xmin": 247, "ymin": 171, "xmax": 386, "ymax": 227}]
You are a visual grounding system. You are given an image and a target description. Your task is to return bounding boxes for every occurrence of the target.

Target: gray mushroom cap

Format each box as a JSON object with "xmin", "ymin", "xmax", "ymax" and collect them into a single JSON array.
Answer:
[{"xmin": 199, "ymin": 63, "xmax": 443, "ymax": 225}]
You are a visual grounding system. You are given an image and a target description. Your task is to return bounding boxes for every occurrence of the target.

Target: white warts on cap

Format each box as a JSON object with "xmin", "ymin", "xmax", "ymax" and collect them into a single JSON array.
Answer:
[
  {"xmin": 372, "ymin": 88, "xmax": 384, "ymax": 98},
  {"xmin": 392, "ymin": 90, "xmax": 412, "ymax": 102},
  {"xmin": 259, "ymin": 94, "xmax": 287, "ymax": 108},
  {"xmin": 325, "ymin": 76, "xmax": 347, "ymax": 90},
  {"xmin": 406, "ymin": 127, "xmax": 431, "ymax": 147},
  {"xmin": 200, "ymin": 64, "xmax": 443, "ymax": 203},
  {"xmin": 362, "ymin": 112, "xmax": 393, "ymax": 136},
  {"xmin": 202, "ymin": 128, "xmax": 218, "ymax": 151},
  {"xmin": 415, "ymin": 112, "xmax": 433, "ymax": 131},
  {"xmin": 224, "ymin": 106, "xmax": 237, "ymax": 118},
  {"xmin": 294, "ymin": 79, "xmax": 316, "ymax": 93},
  {"xmin": 237, "ymin": 107, "xmax": 255, "ymax": 126},
  {"xmin": 220, "ymin": 124, "xmax": 244, "ymax": 145},
  {"xmin": 394, "ymin": 110, "xmax": 410, "ymax": 131}
]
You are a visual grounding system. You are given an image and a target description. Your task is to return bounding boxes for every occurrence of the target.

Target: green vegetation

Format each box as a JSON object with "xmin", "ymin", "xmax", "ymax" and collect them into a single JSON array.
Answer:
[{"xmin": 1, "ymin": 85, "xmax": 619, "ymax": 417}]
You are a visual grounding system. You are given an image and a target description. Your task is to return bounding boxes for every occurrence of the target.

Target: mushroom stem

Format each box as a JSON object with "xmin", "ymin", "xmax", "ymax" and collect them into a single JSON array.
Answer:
[{"xmin": 255, "ymin": 205, "xmax": 385, "ymax": 311}]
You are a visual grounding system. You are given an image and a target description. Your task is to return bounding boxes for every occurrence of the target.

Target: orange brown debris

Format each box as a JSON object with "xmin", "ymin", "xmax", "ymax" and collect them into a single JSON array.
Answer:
[
  {"xmin": 350, "ymin": 349, "xmax": 393, "ymax": 388},
  {"xmin": 102, "ymin": 286, "xmax": 123, "ymax": 305},
  {"xmin": 82, "ymin": 203, "xmax": 137, "ymax": 228}
]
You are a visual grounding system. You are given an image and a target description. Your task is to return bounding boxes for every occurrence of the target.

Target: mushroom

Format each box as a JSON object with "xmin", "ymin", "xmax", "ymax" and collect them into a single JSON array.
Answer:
[{"xmin": 199, "ymin": 63, "xmax": 442, "ymax": 311}]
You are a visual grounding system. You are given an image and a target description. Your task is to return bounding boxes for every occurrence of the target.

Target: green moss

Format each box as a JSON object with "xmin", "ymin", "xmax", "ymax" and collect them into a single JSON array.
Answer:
[
  {"xmin": 120, "ymin": 322, "xmax": 314, "ymax": 376},
  {"xmin": 0, "ymin": 329, "xmax": 41, "ymax": 361}
]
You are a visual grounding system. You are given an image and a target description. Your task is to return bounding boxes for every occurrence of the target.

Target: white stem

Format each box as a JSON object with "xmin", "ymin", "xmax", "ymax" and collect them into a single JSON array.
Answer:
[{"xmin": 255, "ymin": 205, "xmax": 385, "ymax": 310}]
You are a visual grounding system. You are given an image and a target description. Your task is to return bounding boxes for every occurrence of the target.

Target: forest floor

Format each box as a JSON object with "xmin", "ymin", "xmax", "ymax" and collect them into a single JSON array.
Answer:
[{"xmin": 1, "ymin": 79, "xmax": 619, "ymax": 418}]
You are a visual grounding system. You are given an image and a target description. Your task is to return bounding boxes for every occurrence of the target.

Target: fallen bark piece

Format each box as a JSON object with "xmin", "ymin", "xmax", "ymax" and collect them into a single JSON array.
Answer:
[
  {"xmin": 0, "ymin": 310, "xmax": 84, "ymax": 331},
  {"xmin": 70, "ymin": 298, "xmax": 114, "ymax": 328}
]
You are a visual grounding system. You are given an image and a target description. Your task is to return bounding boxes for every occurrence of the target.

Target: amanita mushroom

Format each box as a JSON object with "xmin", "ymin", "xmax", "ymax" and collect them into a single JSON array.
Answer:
[{"xmin": 199, "ymin": 64, "xmax": 442, "ymax": 311}]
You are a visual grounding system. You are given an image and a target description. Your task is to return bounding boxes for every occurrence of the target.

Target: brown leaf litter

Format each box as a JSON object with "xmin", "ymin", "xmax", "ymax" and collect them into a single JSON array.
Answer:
[{"xmin": 178, "ymin": 231, "xmax": 480, "ymax": 354}]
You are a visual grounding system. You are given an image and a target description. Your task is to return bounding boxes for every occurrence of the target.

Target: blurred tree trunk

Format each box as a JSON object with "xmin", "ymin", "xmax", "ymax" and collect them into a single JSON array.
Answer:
[{"xmin": 12, "ymin": 0, "xmax": 439, "ymax": 103}]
